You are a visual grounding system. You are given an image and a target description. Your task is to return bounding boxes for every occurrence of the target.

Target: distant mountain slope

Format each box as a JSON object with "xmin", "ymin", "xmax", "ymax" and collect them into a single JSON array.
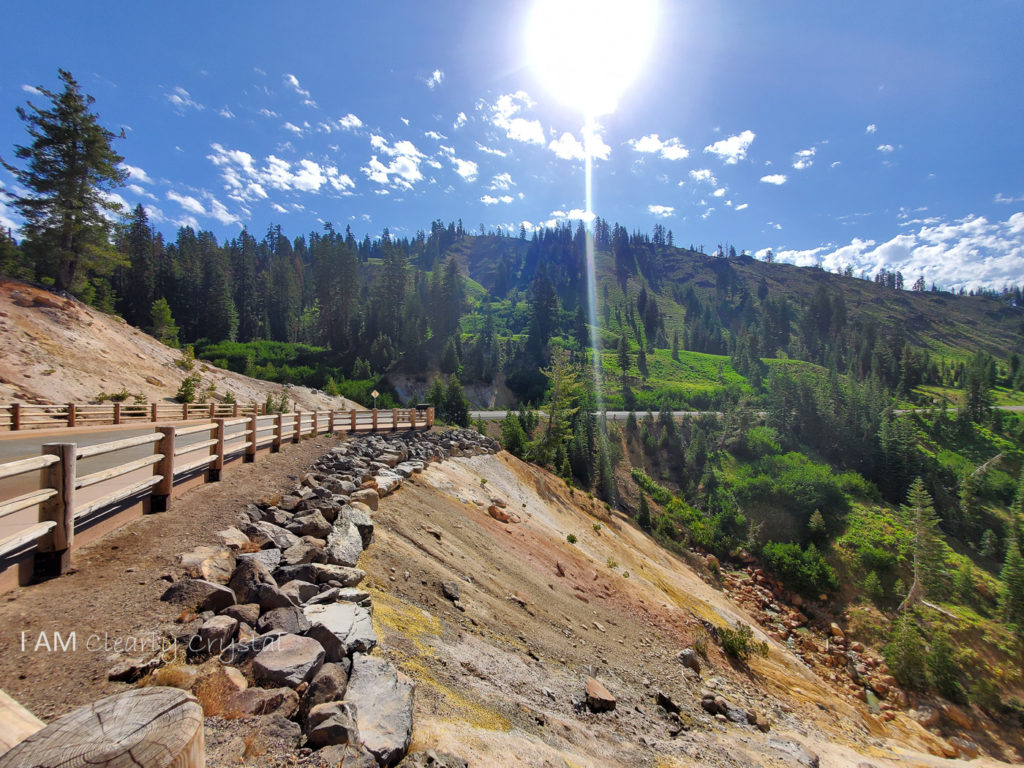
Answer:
[{"xmin": 0, "ymin": 279, "xmax": 358, "ymax": 410}]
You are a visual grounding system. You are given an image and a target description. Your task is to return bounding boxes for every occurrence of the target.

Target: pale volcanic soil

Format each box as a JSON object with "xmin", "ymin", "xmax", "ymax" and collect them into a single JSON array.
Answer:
[
  {"xmin": 0, "ymin": 279, "xmax": 356, "ymax": 411},
  {"xmin": 359, "ymin": 452, "xmax": 1005, "ymax": 768}
]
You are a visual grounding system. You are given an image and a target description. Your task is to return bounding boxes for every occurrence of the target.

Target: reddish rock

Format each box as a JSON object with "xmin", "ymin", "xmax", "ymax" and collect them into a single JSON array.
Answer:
[
  {"xmin": 488, "ymin": 504, "xmax": 511, "ymax": 523},
  {"xmin": 585, "ymin": 677, "xmax": 616, "ymax": 712}
]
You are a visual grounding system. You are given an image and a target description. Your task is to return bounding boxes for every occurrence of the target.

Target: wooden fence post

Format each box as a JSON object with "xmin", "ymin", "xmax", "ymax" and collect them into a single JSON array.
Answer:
[
  {"xmin": 152, "ymin": 427, "xmax": 175, "ymax": 512},
  {"xmin": 350, "ymin": 409, "xmax": 356, "ymax": 433},
  {"xmin": 182, "ymin": 403, "xmax": 189, "ymax": 421},
  {"xmin": 151, "ymin": 402, "xmax": 158, "ymax": 422},
  {"xmin": 211, "ymin": 418, "xmax": 225, "ymax": 481},
  {"xmin": 428, "ymin": 407, "xmax": 435, "ymax": 428},
  {"xmin": 233, "ymin": 402, "xmax": 239, "ymax": 418},
  {"xmin": 113, "ymin": 402, "xmax": 121, "ymax": 424},
  {"xmin": 328, "ymin": 410, "xmax": 335, "ymax": 434},
  {"xmin": 293, "ymin": 409, "xmax": 301, "ymax": 443},
  {"xmin": 245, "ymin": 414, "xmax": 258, "ymax": 463},
  {"xmin": 66, "ymin": 404, "xmax": 76, "ymax": 428},
  {"xmin": 11, "ymin": 403, "xmax": 21, "ymax": 431},
  {"xmin": 312, "ymin": 411, "xmax": 319, "ymax": 437},
  {"xmin": 372, "ymin": 409, "xmax": 378, "ymax": 432},
  {"xmin": 273, "ymin": 413, "xmax": 283, "ymax": 452},
  {"xmin": 38, "ymin": 443, "xmax": 76, "ymax": 576},
  {"xmin": 410, "ymin": 409, "xmax": 417, "ymax": 429},
  {"xmin": 391, "ymin": 408, "xmax": 398, "ymax": 431}
]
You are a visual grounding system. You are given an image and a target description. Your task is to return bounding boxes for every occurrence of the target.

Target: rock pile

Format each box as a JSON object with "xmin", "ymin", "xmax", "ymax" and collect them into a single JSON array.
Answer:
[{"xmin": 148, "ymin": 429, "xmax": 496, "ymax": 766}]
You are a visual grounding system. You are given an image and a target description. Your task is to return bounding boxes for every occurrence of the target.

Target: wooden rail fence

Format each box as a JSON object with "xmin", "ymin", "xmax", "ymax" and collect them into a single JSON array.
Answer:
[
  {"xmin": 0, "ymin": 400, "xmax": 283, "ymax": 431},
  {"xmin": 0, "ymin": 407, "xmax": 432, "ymax": 590}
]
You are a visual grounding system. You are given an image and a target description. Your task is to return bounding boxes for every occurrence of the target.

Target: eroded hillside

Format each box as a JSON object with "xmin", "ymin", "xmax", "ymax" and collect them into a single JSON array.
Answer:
[
  {"xmin": 361, "ymin": 451, "xmax": 1008, "ymax": 766},
  {"xmin": 0, "ymin": 279, "xmax": 357, "ymax": 411}
]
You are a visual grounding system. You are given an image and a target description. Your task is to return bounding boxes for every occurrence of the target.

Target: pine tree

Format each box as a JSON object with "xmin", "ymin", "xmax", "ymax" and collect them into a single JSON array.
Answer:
[
  {"xmin": 1000, "ymin": 533, "xmax": 1024, "ymax": 630},
  {"xmin": 149, "ymin": 297, "xmax": 179, "ymax": 348},
  {"xmin": 899, "ymin": 477, "xmax": 945, "ymax": 611},
  {"xmin": 2, "ymin": 69, "xmax": 127, "ymax": 293},
  {"xmin": 500, "ymin": 412, "xmax": 527, "ymax": 457},
  {"xmin": 122, "ymin": 204, "xmax": 154, "ymax": 326},
  {"xmin": 926, "ymin": 629, "xmax": 965, "ymax": 702},
  {"xmin": 884, "ymin": 614, "xmax": 927, "ymax": 689},
  {"xmin": 443, "ymin": 374, "xmax": 470, "ymax": 427},
  {"xmin": 638, "ymin": 491, "xmax": 651, "ymax": 530}
]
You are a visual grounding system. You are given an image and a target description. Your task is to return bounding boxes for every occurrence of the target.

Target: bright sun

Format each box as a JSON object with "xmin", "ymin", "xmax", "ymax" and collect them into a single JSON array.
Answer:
[{"xmin": 527, "ymin": 0, "xmax": 658, "ymax": 117}]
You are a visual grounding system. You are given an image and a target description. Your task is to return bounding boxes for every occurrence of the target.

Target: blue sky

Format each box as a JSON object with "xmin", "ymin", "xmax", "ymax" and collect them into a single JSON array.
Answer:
[{"xmin": 1, "ymin": 1, "xmax": 1022, "ymax": 290}]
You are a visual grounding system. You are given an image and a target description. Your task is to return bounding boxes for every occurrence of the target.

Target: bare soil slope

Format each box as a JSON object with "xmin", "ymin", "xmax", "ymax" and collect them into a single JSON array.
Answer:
[
  {"xmin": 0, "ymin": 279, "xmax": 358, "ymax": 411},
  {"xmin": 363, "ymin": 452, "xmax": 1011, "ymax": 767}
]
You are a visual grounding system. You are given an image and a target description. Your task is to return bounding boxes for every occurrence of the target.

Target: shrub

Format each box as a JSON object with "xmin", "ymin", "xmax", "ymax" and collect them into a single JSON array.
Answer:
[
  {"xmin": 175, "ymin": 373, "xmax": 201, "ymax": 404},
  {"xmin": 631, "ymin": 468, "xmax": 673, "ymax": 505},
  {"xmin": 566, "ymin": 533, "xmax": 578, "ymax": 545},
  {"xmin": 884, "ymin": 614, "xmax": 927, "ymax": 689},
  {"xmin": 761, "ymin": 540, "xmax": 838, "ymax": 596},
  {"xmin": 719, "ymin": 621, "xmax": 768, "ymax": 663},
  {"xmin": 863, "ymin": 570, "xmax": 885, "ymax": 604}
]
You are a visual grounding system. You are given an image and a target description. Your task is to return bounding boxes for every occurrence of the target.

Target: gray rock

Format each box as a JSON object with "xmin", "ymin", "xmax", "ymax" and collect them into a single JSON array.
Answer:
[
  {"xmin": 304, "ymin": 602, "xmax": 377, "ymax": 661},
  {"xmin": 345, "ymin": 653, "xmax": 414, "ymax": 767},
  {"xmin": 314, "ymin": 744, "xmax": 377, "ymax": 768},
  {"xmin": 725, "ymin": 706, "xmax": 750, "ymax": 724},
  {"xmin": 678, "ymin": 648, "xmax": 702, "ymax": 674},
  {"xmin": 227, "ymin": 558, "xmax": 277, "ymax": 604},
  {"xmin": 375, "ymin": 474, "xmax": 402, "ymax": 497},
  {"xmin": 307, "ymin": 701, "xmax": 361, "ymax": 747},
  {"xmin": 253, "ymin": 582, "xmax": 296, "ymax": 611},
  {"xmin": 160, "ymin": 578, "xmax": 235, "ymax": 613},
  {"xmin": 350, "ymin": 488, "xmax": 379, "ymax": 511},
  {"xmin": 278, "ymin": 494, "xmax": 302, "ymax": 511},
  {"xmin": 397, "ymin": 751, "xmax": 469, "ymax": 768},
  {"xmin": 226, "ymin": 686, "xmax": 299, "ymax": 718},
  {"xmin": 767, "ymin": 739, "xmax": 820, "ymax": 768},
  {"xmin": 326, "ymin": 517, "xmax": 365, "ymax": 568},
  {"xmin": 280, "ymin": 579, "xmax": 320, "ymax": 604},
  {"xmin": 339, "ymin": 505, "xmax": 374, "ymax": 548},
  {"xmin": 274, "ymin": 563, "xmax": 319, "ymax": 584},
  {"xmin": 312, "ymin": 564, "xmax": 367, "ymax": 586},
  {"xmin": 177, "ymin": 545, "xmax": 236, "ymax": 584},
  {"xmin": 440, "ymin": 581, "xmax": 460, "ymax": 602},
  {"xmin": 257, "ymin": 605, "xmax": 311, "ymax": 635},
  {"xmin": 236, "ymin": 548, "xmax": 282, "ymax": 572},
  {"xmin": 215, "ymin": 526, "xmax": 252, "ymax": 550},
  {"xmin": 220, "ymin": 632, "xmax": 289, "ymax": 665},
  {"xmin": 221, "ymin": 602, "xmax": 260, "ymax": 626},
  {"xmin": 306, "ymin": 587, "xmax": 372, "ymax": 609},
  {"xmin": 196, "ymin": 615, "xmax": 238, "ymax": 655},
  {"xmin": 243, "ymin": 520, "xmax": 301, "ymax": 550},
  {"xmin": 287, "ymin": 510, "xmax": 333, "ymax": 539},
  {"xmin": 299, "ymin": 662, "xmax": 350, "ymax": 722},
  {"xmin": 281, "ymin": 541, "xmax": 328, "ymax": 566},
  {"xmin": 258, "ymin": 506, "xmax": 292, "ymax": 527},
  {"xmin": 252, "ymin": 633, "xmax": 325, "ymax": 688}
]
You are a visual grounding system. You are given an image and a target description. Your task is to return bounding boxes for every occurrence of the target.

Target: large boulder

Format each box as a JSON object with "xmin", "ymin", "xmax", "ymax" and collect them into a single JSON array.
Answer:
[
  {"xmin": 339, "ymin": 505, "xmax": 374, "ymax": 548},
  {"xmin": 345, "ymin": 653, "xmax": 414, "ymax": 767},
  {"xmin": 227, "ymin": 558, "xmax": 277, "ymax": 604},
  {"xmin": 326, "ymin": 518, "xmax": 365, "ymax": 568},
  {"xmin": 350, "ymin": 489, "xmax": 379, "ymax": 511},
  {"xmin": 236, "ymin": 548, "xmax": 282, "ymax": 572},
  {"xmin": 256, "ymin": 605, "xmax": 311, "ymax": 635},
  {"xmin": 281, "ymin": 541, "xmax": 328, "ymax": 567},
  {"xmin": 299, "ymin": 662, "xmax": 350, "ymax": 722},
  {"xmin": 243, "ymin": 520, "xmax": 301, "ymax": 551},
  {"xmin": 304, "ymin": 602, "xmax": 377, "ymax": 661},
  {"xmin": 280, "ymin": 579, "xmax": 320, "ymax": 605},
  {"xmin": 306, "ymin": 701, "xmax": 361, "ymax": 747},
  {"xmin": 226, "ymin": 686, "xmax": 299, "ymax": 718},
  {"xmin": 196, "ymin": 615, "xmax": 238, "ymax": 656},
  {"xmin": 178, "ymin": 545, "xmax": 236, "ymax": 584},
  {"xmin": 160, "ymin": 578, "xmax": 235, "ymax": 613},
  {"xmin": 252, "ymin": 633, "xmax": 325, "ymax": 689},
  {"xmin": 585, "ymin": 677, "xmax": 616, "ymax": 712},
  {"xmin": 287, "ymin": 510, "xmax": 333, "ymax": 539}
]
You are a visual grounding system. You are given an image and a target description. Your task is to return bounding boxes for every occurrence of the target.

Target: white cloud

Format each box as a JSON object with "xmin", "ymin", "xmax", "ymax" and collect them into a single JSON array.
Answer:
[
  {"xmin": 488, "ymin": 91, "xmax": 545, "ymax": 145},
  {"xmin": 995, "ymin": 193, "xmax": 1024, "ymax": 204},
  {"xmin": 453, "ymin": 111, "xmax": 467, "ymax": 129},
  {"xmin": 167, "ymin": 190, "xmax": 205, "ymax": 215},
  {"xmin": 361, "ymin": 135, "xmax": 425, "ymax": 190},
  {"xmin": 480, "ymin": 194, "xmax": 514, "ymax": 205},
  {"xmin": 218, "ymin": 106, "xmax": 235, "ymax": 119},
  {"xmin": 713, "ymin": 188, "xmax": 727, "ymax": 197},
  {"xmin": 271, "ymin": 203, "xmax": 288, "ymax": 214},
  {"xmin": 127, "ymin": 184, "xmax": 155, "ymax": 200},
  {"xmin": 792, "ymin": 147, "xmax": 815, "ymax": 170},
  {"xmin": 771, "ymin": 213, "xmax": 1024, "ymax": 291},
  {"xmin": 476, "ymin": 142, "xmax": 507, "ymax": 157},
  {"xmin": 166, "ymin": 86, "xmax": 203, "ymax": 112},
  {"xmin": 689, "ymin": 168, "xmax": 716, "ymax": 184},
  {"xmin": 424, "ymin": 130, "xmax": 446, "ymax": 140},
  {"xmin": 451, "ymin": 157, "xmax": 478, "ymax": 181},
  {"xmin": 629, "ymin": 133, "xmax": 690, "ymax": 160},
  {"xmin": 425, "ymin": 69, "xmax": 444, "ymax": 89},
  {"xmin": 489, "ymin": 172, "xmax": 515, "ymax": 191},
  {"xmin": 648, "ymin": 204, "xmax": 674, "ymax": 218},
  {"xmin": 735, "ymin": 203, "xmax": 749, "ymax": 211},
  {"xmin": 877, "ymin": 144, "xmax": 895, "ymax": 153},
  {"xmin": 207, "ymin": 197, "xmax": 240, "ymax": 226},
  {"xmin": 335, "ymin": 113, "xmax": 361, "ymax": 131},
  {"xmin": 704, "ymin": 129, "xmax": 755, "ymax": 164},
  {"xmin": 760, "ymin": 174, "xmax": 787, "ymax": 185},
  {"xmin": 284, "ymin": 73, "xmax": 317, "ymax": 107},
  {"xmin": 283, "ymin": 122, "xmax": 304, "ymax": 135},
  {"xmin": 259, "ymin": 108, "xmax": 279, "ymax": 118},
  {"xmin": 401, "ymin": 117, "xmax": 410, "ymax": 126},
  {"xmin": 207, "ymin": 142, "xmax": 354, "ymax": 200},
  {"xmin": 548, "ymin": 126, "xmax": 611, "ymax": 161},
  {"xmin": 866, "ymin": 124, "xmax": 877, "ymax": 134},
  {"xmin": 21, "ymin": 84, "xmax": 42, "ymax": 96},
  {"xmin": 120, "ymin": 163, "xmax": 153, "ymax": 184}
]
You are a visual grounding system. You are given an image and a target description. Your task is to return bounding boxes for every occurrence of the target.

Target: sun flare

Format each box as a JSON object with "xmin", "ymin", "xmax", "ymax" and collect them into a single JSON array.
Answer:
[{"xmin": 527, "ymin": 0, "xmax": 658, "ymax": 117}]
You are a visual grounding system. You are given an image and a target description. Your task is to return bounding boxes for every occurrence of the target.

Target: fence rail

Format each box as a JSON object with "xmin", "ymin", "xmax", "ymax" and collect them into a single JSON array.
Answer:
[
  {"xmin": 0, "ymin": 401, "xmax": 269, "ymax": 431},
  {"xmin": 0, "ymin": 406, "xmax": 432, "ymax": 590}
]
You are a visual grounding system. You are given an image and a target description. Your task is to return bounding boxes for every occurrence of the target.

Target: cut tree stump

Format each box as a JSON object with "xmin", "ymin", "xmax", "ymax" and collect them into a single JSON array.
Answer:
[
  {"xmin": 0, "ymin": 687, "xmax": 204, "ymax": 768},
  {"xmin": 0, "ymin": 688, "xmax": 45, "ymax": 752}
]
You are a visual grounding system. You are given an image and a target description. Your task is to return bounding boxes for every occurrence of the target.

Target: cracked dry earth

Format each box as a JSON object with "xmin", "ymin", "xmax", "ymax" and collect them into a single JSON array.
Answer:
[{"xmin": 360, "ymin": 452, "xmax": 1008, "ymax": 768}]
